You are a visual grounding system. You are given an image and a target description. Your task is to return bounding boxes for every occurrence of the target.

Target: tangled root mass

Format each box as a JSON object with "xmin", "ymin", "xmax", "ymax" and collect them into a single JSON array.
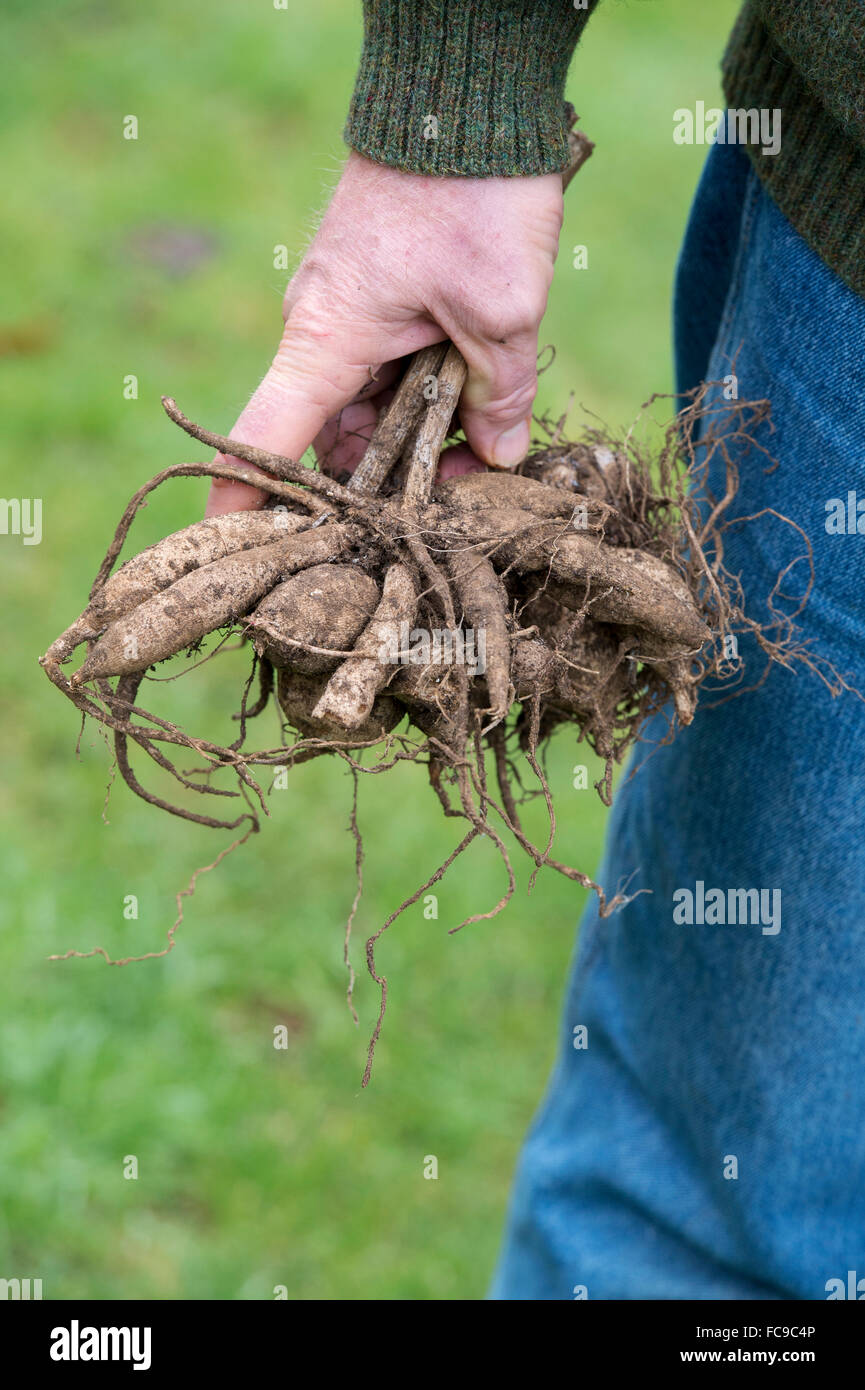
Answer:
[{"xmin": 41, "ymin": 362, "xmax": 846, "ymax": 1083}]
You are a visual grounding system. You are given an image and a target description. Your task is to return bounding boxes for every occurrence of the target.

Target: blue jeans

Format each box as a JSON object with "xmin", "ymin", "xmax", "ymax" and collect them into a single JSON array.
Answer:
[{"xmin": 491, "ymin": 142, "xmax": 865, "ymax": 1300}]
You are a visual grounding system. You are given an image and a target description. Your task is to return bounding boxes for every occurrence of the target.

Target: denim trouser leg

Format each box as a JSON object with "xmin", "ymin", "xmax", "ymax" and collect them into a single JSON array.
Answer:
[{"xmin": 491, "ymin": 142, "xmax": 865, "ymax": 1300}]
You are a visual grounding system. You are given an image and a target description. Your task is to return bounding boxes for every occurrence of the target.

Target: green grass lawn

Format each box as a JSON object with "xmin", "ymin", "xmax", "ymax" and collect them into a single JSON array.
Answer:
[{"xmin": 0, "ymin": 0, "xmax": 739, "ymax": 1299}]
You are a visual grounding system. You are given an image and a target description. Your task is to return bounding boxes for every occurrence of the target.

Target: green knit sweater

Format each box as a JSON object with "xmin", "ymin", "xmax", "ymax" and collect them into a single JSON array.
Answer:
[{"xmin": 344, "ymin": 0, "xmax": 865, "ymax": 300}]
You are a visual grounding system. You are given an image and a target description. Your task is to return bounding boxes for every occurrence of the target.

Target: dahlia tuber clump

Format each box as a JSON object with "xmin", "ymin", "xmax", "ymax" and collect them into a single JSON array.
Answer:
[{"xmin": 40, "ymin": 116, "xmax": 842, "ymax": 1082}]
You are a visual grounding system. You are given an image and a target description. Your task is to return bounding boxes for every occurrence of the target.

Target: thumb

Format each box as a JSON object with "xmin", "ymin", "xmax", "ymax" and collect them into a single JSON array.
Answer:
[
  {"xmin": 205, "ymin": 319, "xmax": 377, "ymax": 517},
  {"xmin": 454, "ymin": 327, "xmax": 538, "ymax": 470}
]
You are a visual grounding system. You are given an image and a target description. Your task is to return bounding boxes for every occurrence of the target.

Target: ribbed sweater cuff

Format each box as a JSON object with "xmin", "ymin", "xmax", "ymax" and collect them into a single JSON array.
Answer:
[{"xmin": 344, "ymin": 0, "xmax": 598, "ymax": 178}]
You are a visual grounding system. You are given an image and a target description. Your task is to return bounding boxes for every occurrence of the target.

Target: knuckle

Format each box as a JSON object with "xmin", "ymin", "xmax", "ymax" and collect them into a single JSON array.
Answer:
[
  {"xmin": 468, "ymin": 285, "xmax": 547, "ymax": 344},
  {"xmin": 478, "ymin": 374, "xmax": 538, "ymax": 424},
  {"xmin": 275, "ymin": 287, "xmax": 347, "ymax": 364},
  {"xmin": 282, "ymin": 254, "xmax": 340, "ymax": 322},
  {"xmin": 266, "ymin": 331, "xmax": 353, "ymax": 408}
]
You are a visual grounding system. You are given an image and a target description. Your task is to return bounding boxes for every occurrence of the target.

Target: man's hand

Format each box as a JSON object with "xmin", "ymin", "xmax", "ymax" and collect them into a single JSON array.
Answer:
[{"xmin": 205, "ymin": 152, "xmax": 564, "ymax": 516}]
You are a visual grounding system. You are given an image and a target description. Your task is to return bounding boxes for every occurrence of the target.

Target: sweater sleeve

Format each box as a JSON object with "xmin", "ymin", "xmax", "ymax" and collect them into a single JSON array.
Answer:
[
  {"xmin": 343, "ymin": 0, "xmax": 600, "ymax": 178},
  {"xmin": 750, "ymin": 0, "xmax": 865, "ymax": 151}
]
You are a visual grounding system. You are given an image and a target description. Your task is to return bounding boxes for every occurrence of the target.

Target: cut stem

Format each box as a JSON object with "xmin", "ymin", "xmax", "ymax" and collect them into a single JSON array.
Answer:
[
  {"xmin": 348, "ymin": 344, "xmax": 448, "ymax": 496},
  {"xmin": 402, "ymin": 345, "xmax": 468, "ymax": 508}
]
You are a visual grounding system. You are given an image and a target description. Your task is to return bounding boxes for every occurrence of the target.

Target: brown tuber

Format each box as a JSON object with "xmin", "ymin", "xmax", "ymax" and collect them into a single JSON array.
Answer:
[
  {"xmin": 71, "ymin": 523, "xmax": 361, "ymax": 682},
  {"xmin": 247, "ymin": 564, "xmax": 381, "ymax": 674}
]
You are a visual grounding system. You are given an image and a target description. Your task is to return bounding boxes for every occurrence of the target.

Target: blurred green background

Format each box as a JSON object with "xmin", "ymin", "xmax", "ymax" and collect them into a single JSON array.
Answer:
[{"xmin": 0, "ymin": 0, "xmax": 739, "ymax": 1299}]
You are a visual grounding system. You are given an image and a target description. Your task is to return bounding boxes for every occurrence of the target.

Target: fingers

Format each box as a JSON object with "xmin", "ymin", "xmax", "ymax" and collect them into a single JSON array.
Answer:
[
  {"xmin": 436, "ymin": 443, "xmax": 487, "ymax": 481},
  {"xmin": 313, "ymin": 394, "xmax": 386, "ymax": 479},
  {"xmin": 314, "ymin": 361, "xmax": 403, "ymax": 478},
  {"xmin": 205, "ymin": 322, "xmax": 393, "ymax": 517},
  {"xmin": 310, "ymin": 354, "xmax": 523, "ymax": 487},
  {"xmin": 453, "ymin": 321, "xmax": 541, "ymax": 471},
  {"xmin": 346, "ymin": 358, "xmax": 403, "ymax": 402},
  {"xmin": 315, "ymin": 359, "xmax": 402, "ymax": 477},
  {"xmin": 206, "ymin": 309, "xmax": 539, "ymax": 515},
  {"xmin": 204, "ymin": 470, "xmax": 272, "ymax": 518},
  {"xmin": 206, "ymin": 327, "xmax": 370, "ymax": 516},
  {"xmin": 314, "ymin": 406, "xmax": 485, "ymax": 484},
  {"xmin": 205, "ymin": 327, "xmax": 527, "ymax": 513}
]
